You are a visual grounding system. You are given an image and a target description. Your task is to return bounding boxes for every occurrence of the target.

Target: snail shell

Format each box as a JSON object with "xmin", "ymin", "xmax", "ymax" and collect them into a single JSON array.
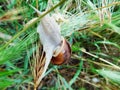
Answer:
[{"xmin": 51, "ymin": 37, "xmax": 71, "ymax": 65}]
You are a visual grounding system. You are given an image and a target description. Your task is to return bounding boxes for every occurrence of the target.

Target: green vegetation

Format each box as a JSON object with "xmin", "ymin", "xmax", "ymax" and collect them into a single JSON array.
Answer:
[{"xmin": 0, "ymin": 0, "xmax": 120, "ymax": 90}]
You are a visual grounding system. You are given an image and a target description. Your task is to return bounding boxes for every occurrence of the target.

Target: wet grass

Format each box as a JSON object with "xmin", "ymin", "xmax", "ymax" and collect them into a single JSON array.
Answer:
[{"xmin": 0, "ymin": 0, "xmax": 120, "ymax": 90}]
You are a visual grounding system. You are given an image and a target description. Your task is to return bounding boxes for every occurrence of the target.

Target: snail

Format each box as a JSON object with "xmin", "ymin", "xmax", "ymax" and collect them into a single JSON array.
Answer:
[
  {"xmin": 30, "ymin": 5, "xmax": 71, "ymax": 89},
  {"xmin": 51, "ymin": 37, "xmax": 71, "ymax": 65}
]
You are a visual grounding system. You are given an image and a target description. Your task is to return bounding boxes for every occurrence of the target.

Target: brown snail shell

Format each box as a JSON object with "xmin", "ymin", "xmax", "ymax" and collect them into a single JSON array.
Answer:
[{"xmin": 51, "ymin": 38, "xmax": 71, "ymax": 65}]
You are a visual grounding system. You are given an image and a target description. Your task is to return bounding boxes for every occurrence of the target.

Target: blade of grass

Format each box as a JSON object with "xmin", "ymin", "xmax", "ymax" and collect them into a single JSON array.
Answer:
[{"xmin": 69, "ymin": 60, "xmax": 83, "ymax": 86}]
